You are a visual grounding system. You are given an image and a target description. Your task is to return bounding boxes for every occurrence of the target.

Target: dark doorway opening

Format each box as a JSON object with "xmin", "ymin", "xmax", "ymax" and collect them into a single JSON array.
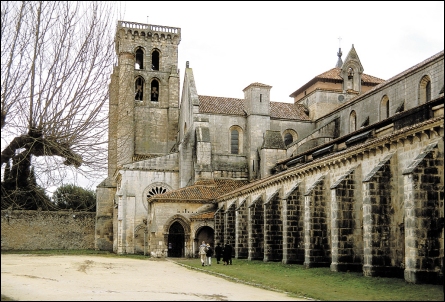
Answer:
[
  {"xmin": 168, "ymin": 221, "xmax": 184, "ymax": 257},
  {"xmin": 195, "ymin": 226, "xmax": 214, "ymax": 256}
]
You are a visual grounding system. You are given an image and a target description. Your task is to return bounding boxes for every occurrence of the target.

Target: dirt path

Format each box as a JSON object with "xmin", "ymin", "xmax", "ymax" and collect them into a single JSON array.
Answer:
[{"xmin": 1, "ymin": 254, "xmax": 309, "ymax": 301}]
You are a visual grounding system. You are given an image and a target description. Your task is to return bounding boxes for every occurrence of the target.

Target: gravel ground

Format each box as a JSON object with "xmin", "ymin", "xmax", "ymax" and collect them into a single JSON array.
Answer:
[{"xmin": 1, "ymin": 254, "xmax": 309, "ymax": 301}]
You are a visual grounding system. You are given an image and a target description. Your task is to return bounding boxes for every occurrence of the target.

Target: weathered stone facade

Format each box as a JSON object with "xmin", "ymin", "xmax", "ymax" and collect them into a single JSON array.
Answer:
[{"xmin": 95, "ymin": 20, "xmax": 443, "ymax": 285}]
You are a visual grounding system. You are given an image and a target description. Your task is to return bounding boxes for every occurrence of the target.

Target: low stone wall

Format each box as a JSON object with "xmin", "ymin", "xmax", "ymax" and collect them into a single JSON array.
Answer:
[{"xmin": 1, "ymin": 210, "xmax": 95, "ymax": 250}]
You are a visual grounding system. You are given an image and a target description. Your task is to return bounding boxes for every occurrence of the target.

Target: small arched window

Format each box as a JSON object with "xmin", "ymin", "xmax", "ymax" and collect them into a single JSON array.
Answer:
[
  {"xmin": 135, "ymin": 48, "xmax": 144, "ymax": 69},
  {"xmin": 349, "ymin": 110, "xmax": 357, "ymax": 132},
  {"xmin": 282, "ymin": 129, "xmax": 297, "ymax": 147},
  {"xmin": 231, "ymin": 129, "xmax": 239, "ymax": 154},
  {"xmin": 135, "ymin": 77, "xmax": 144, "ymax": 101},
  {"xmin": 150, "ymin": 79, "xmax": 159, "ymax": 102},
  {"xmin": 284, "ymin": 133, "xmax": 293, "ymax": 146},
  {"xmin": 419, "ymin": 75, "xmax": 431, "ymax": 104},
  {"xmin": 229, "ymin": 126, "xmax": 243, "ymax": 154},
  {"xmin": 380, "ymin": 95, "xmax": 390, "ymax": 120},
  {"xmin": 152, "ymin": 49, "xmax": 160, "ymax": 70}
]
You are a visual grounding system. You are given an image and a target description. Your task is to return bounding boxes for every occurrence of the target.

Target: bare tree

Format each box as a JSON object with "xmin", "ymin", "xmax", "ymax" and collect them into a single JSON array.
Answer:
[{"xmin": 1, "ymin": 1, "xmax": 117, "ymax": 209}]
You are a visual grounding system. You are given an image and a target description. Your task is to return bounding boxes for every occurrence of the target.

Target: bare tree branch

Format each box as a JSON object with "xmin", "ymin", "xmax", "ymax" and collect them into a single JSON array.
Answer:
[{"xmin": 1, "ymin": 1, "xmax": 117, "ymax": 204}]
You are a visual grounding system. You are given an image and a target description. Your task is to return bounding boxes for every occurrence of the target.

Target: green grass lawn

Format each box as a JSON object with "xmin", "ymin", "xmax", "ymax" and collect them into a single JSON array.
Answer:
[
  {"xmin": 2, "ymin": 250, "xmax": 444, "ymax": 301},
  {"xmin": 172, "ymin": 258, "xmax": 444, "ymax": 301}
]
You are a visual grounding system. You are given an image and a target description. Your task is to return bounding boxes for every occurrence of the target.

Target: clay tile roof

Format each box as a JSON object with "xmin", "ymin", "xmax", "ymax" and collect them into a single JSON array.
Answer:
[
  {"xmin": 190, "ymin": 212, "xmax": 215, "ymax": 220},
  {"xmin": 199, "ymin": 95, "xmax": 245, "ymax": 115},
  {"xmin": 199, "ymin": 95, "xmax": 309, "ymax": 120},
  {"xmin": 270, "ymin": 102, "xmax": 310, "ymax": 120},
  {"xmin": 149, "ymin": 179, "xmax": 250, "ymax": 202},
  {"xmin": 290, "ymin": 68, "xmax": 385, "ymax": 97},
  {"xmin": 316, "ymin": 68, "xmax": 384, "ymax": 84}
]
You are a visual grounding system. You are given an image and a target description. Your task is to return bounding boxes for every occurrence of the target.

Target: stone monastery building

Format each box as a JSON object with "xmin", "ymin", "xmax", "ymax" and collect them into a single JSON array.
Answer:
[{"xmin": 96, "ymin": 20, "xmax": 444, "ymax": 285}]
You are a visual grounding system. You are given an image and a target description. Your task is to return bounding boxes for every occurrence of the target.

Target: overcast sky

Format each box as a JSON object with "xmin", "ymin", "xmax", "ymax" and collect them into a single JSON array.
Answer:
[
  {"xmin": 42, "ymin": 1, "xmax": 445, "ymax": 193},
  {"xmin": 119, "ymin": 1, "xmax": 444, "ymax": 103}
]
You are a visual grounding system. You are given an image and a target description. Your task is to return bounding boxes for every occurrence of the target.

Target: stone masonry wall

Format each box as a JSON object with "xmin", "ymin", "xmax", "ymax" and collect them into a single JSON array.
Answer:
[
  {"xmin": 235, "ymin": 200, "xmax": 248, "ymax": 258},
  {"xmin": 264, "ymin": 194, "xmax": 283, "ymax": 262},
  {"xmin": 248, "ymin": 198, "xmax": 264, "ymax": 260},
  {"xmin": 284, "ymin": 187, "xmax": 305, "ymax": 264},
  {"xmin": 1, "ymin": 210, "xmax": 95, "ymax": 250}
]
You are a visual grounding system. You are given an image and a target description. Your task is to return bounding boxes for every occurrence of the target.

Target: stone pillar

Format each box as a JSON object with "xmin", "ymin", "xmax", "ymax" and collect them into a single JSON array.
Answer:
[
  {"xmin": 281, "ymin": 197, "xmax": 289, "ymax": 264},
  {"xmin": 303, "ymin": 195, "xmax": 312, "ymax": 267},
  {"xmin": 403, "ymin": 144, "xmax": 444, "ymax": 285},
  {"xmin": 264, "ymin": 193, "xmax": 283, "ymax": 262},
  {"xmin": 248, "ymin": 197, "xmax": 264, "ymax": 260},
  {"xmin": 235, "ymin": 199, "xmax": 248, "ymax": 259},
  {"xmin": 330, "ymin": 188, "xmax": 340, "ymax": 271}
]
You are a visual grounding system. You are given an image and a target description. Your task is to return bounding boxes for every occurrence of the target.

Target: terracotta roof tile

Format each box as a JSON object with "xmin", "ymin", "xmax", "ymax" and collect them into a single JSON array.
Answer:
[
  {"xmin": 199, "ymin": 95, "xmax": 309, "ymax": 120},
  {"xmin": 316, "ymin": 68, "xmax": 385, "ymax": 84},
  {"xmin": 199, "ymin": 95, "xmax": 245, "ymax": 115},
  {"xmin": 149, "ymin": 179, "xmax": 250, "ymax": 202},
  {"xmin": 270, "ymin": 102, "xmax": 310, "ymax": 120},
  {"xmin": 290, "ymin": 68, "xmax": 385, "ymax": 97}
]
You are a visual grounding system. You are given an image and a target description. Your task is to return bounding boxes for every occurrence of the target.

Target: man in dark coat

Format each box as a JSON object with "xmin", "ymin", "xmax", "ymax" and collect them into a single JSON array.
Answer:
[
  {"xmin": 215, "ymin": 242, "xmax": 223, "ymax": 264},
  {"xmin": 223, "ymin": 243, "xmax": 232, "ymax": 265}
]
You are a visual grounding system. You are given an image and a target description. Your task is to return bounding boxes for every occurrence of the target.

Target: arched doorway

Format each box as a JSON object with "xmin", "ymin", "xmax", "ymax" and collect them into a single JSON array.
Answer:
[
  {"xmin": 195, "ymin": 226, "xmax": 214, "ymax": 256},
  {"xmin": 168, "ymin": 221, "xmax": 184, "ymax": 257}
]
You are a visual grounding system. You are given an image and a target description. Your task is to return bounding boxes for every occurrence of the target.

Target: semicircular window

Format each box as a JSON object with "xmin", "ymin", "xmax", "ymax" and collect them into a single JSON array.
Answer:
[{"xmin": 147, "ymin": 186, "xmax": 167, "ymax": 198}]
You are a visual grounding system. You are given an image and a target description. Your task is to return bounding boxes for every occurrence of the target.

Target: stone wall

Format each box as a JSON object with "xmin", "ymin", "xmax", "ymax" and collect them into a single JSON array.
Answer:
[{"xmin": 1, "ymin": 210, "xmax": 95, "ymax": 250}]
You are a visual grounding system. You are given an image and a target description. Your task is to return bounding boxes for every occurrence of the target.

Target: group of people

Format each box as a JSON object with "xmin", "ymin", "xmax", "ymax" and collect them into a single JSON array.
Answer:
[{"xmin": 199, "ymin": 241, "xmax": 232, "ymax": 266}]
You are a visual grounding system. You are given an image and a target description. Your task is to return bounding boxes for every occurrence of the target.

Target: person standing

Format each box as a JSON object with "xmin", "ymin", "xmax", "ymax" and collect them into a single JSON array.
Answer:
[
  {"xmin": 215, "ymin": 242, "xmax": 223, "ymax": 264},
  {"xmin": 199, "ymin": 241, "xmax": 207, "ymax": 266},
  {"xmin": 205, "ymin": 243, "xmax": 213, "ymax": 266},
  {"xmin": 223, "ymin": 243, "xmax": 233, "ymax": 265}
]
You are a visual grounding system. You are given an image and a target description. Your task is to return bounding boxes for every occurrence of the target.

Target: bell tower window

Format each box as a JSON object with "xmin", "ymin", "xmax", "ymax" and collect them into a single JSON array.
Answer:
[
  {"xmin": 135, "ymin": 48, "xmax": 144, "ymax": 69},
  {"xmin": 135, "ymin": 77, "xmax": 144, "ymax": 101},
  {"xmin": 152, "ymin": 50, "xmax": 160, "ymax": 70},
  {"xmin": 151, "ymin": 80, "xmax": 159, "ymax": 102},
  {"xmin": 348, "ymin": 67, "xmax": 354, "ymax": 79}
]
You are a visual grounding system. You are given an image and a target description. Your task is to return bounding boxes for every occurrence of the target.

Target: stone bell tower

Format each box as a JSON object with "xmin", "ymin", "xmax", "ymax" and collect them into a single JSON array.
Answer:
[{"xmin": 111, "ymin": 21, "xmax": 181, "ymax": 170}]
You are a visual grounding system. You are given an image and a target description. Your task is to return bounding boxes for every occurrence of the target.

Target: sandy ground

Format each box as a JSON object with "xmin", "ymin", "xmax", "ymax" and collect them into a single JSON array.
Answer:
[{"xmin": 1, "ymin": 254, "xmax": 310, "ymax": 301}]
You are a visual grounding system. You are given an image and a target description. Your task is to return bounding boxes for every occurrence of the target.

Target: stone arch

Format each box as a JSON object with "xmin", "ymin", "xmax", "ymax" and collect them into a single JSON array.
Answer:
[
  {"xmin": 229, "ymin": 125, "xmax": 243, "ymax": 154},
  {"xmin": 163, "ymin": 215, "xmax": 191, "ymax": 257},
  {"xmin": 419, "ymin": 75, "xmax": 432, "ymax": 104},
  {"xmin": 194, "ymin": 223, "xmax": 215, "ymax": 254},
  {"xmin": 163, "ymin": 214, "xmax": 191, "ymax": 235},
  {"xmin": 142, "ymin": 182, "xmax": 172, "ymax": 212}
]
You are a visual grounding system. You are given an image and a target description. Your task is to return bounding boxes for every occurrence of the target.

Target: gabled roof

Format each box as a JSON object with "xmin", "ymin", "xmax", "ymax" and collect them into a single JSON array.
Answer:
[
  {"xmin": 148, "ymin": 179, "xmax": 250, "ymax": 203},
  {"xmin": 198, "ymin": 95, "xmax": 310, "ymax": 120},
  {"xmin": 289, "ymin": 68, "xmax": 385, "ymax": 97}
]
